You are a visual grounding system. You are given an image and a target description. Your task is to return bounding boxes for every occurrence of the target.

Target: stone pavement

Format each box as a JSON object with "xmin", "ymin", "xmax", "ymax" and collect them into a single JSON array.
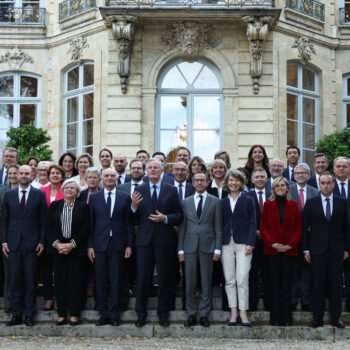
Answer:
[{"xmin": 0, "ymin": 337, "xmax": 347, "ymax": 350}]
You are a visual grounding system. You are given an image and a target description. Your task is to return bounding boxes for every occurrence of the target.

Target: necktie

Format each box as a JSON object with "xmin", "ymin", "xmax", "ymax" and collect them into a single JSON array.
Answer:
[
  {"xmin": 178, "ymin": 183, "xmax": 183, "ymax": 202},
  {"xmin": 197, "ymin": 195, "xmax": 203, "ymax": 219},
  {"xmin": 325, "ymin": 198, "xmax": 331, "ymax": 222},
  {"xmin": 340, "ymin": 183, "xmax": 346, "ymax": 198},
  {"xmin": 20, "ymin": 190, "xmax": 26, "ymax": 213},
  {"xmin": 299, "ymin": 188, "xmax": 304, "ymax": 209},
  {"xmin": 152, "ymin": 185, "xmax": 158, "ymax": 209},
  {"xmin": 258, "ymin": 191, "xmax": 263, "ymax": 211},
  {"xmin": 107, "ymin": 192, "xmax": 112, "ymax": 217},
  {"xmin": 291, "ymin": 168, "xmax": 295, "ymax": 182},
  {"xmin": 118, "ymin": 177, "xmax": 122, "ymax": 185}
]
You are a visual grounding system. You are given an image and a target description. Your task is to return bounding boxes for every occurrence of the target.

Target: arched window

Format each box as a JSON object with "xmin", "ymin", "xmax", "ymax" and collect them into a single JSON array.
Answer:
[
  {"xmin": 63, "ymin": 62, "xmax": 94, "ymax": 155},
  {"xmin": 156, "ymin": 59, "xmax": 223, "ymax": 162},
  {"xmin": 343, "ymin": 73, "xmax": 350, "ymax": 128},
  {"xmin": 0, "ymin": 71, "xmax": 41, "ymax": 147},
  {"xmin": 286, "ymin": 62, "xmax": 319, "ymax": 165}
]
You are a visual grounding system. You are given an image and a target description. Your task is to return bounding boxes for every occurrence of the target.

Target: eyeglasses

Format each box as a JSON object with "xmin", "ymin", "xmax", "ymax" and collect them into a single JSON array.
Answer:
[{"xmin": 294, "ymin": 172, "xmax": 308, "ymax": 176}]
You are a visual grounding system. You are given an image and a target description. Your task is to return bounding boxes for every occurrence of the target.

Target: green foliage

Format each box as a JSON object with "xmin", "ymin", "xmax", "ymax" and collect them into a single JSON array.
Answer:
[
  {"xmin": 6, "ymin": 125, "xmax": 52, "ymax": 165},
  {"xmin": 316, "ymin": 128, "xmax": 350, "ymax": 169}
]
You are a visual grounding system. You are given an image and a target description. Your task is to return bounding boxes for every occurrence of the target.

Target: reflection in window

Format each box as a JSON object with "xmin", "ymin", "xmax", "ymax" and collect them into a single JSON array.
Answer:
[
  {"xmin": 63, "ymin": 62, "xmax": 94, "ymax": 155},
  {"xmin": 343, "ymin": 74, "xmax": 350, "ymax": 128},
  {"xmin": 286, "ymin": 62, "xmax": 319, "ymax": 165},
  {"xmin": 157, "ymin": 60, "xmax": 222, "ymax": 162}
]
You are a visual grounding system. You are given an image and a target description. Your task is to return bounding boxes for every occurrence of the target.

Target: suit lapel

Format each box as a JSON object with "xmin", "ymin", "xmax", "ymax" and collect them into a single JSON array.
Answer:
[
  {"xmin": 200, "ymin": 195, "xmax": 211, "ymax": 222},
  {"xmin": 22, "ymin": 187, "xmax": 34, "ymax": 216}
]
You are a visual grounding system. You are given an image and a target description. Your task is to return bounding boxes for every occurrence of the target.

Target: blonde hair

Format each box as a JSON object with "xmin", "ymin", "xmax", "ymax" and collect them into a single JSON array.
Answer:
[{"xmin": 269, "ymin": 176, "xmax": 291, "ymax": 200}]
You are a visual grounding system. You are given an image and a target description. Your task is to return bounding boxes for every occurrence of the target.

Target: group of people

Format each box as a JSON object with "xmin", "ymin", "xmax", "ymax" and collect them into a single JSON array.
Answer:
[{"xmin": 0, "ymin": 144, "xmax": 349, "ymax": 330}]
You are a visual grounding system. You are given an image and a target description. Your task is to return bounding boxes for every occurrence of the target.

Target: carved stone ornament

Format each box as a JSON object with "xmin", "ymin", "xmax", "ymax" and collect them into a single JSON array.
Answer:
[
  {"xmin": 161, "ymin": 21, "xmax": 221, "ymax": 56},
  {"xmin": 242, "ymin": 16, "xmax": 271, "ymax": 95},
  {"xmin": 0, "ymin": 47, "xmax": 33, "ymax": 70},
  {"xmin": 112, "ymin": 18, "xmax": 136, "ymax": 94},
  {"xmin": 292, "ymin": 36, "xmax": 316, "ymax": 65},
  {"xmin": 68, "ymin": 36, "xmax": 89, "ymax": 62}
]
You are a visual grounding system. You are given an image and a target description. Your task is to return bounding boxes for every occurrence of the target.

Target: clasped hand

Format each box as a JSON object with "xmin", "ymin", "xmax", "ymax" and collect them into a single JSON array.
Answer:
[
  {"xmin": 271, "ymin": 243, "xmax": 292, "ymax": 253},
  {"xmin": 56, "ymin": 242, "xmax": 73, "ymax": 255}
]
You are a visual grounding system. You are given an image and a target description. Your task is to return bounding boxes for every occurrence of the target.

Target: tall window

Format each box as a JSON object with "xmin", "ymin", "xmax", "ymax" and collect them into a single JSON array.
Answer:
[
  {"xmin": 0, "ymin": 72, "xmax": 41, "ymax": 147},
  {"xmin": 156, "ymin": 59, "xmax": 223, "ymax": 163},
  {"xmin": 345, "ymin": 0, "xmax": 350, "ymax": 23},
  {"xmin": 343, "ymin": 74, "xmax": 350, "ymax": 128},
  {"xmin": 286, "ymin": 62, "xmax": 319, "ymax": 165},
  {"xmin": 63, "ymin": 62, "xmax": 94, "ymax": 155},
  {"xmin": 0, "ymin": 1, "xmax": 41, "ymax": 23}
]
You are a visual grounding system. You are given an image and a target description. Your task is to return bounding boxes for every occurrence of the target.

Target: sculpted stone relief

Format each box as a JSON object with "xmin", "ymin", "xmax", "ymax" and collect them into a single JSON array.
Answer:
[
  {"xmin": 68, "ymin": 36, "xmax": 89, "ymax": 61},
  {"xmin": 0, "ymin": 47, "xmax": 33, "ymax": 70},
  {"xmin": 292, "ymin": 36, "xmax": 316, "ymax": 65}
]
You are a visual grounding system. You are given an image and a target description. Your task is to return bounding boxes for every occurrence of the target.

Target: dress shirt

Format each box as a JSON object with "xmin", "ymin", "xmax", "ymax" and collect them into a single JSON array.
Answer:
[
  {"xmin": 336, "ymin": 178, "xmax": 348, "ymax": 198},
  {"xmin": 297, "ymin": 184, "xmax": 307, "ymax": 202},
  {"xmin": 315, "ymin": 173, "xmax": 320, "ymax": 189},
  {"xmin": 211, "ymin": 179, "xmax": 223, "ymax": 199},
  {"xmin": 321, "ymin": 193, "xmax": 333, "ymax": 218},
  {"xmin": 174, "ymin": 180, "xmax": 185, "ymax": 201},
  {"xmin": 254, "ymin": 188, "xmax": 266, "ymax": 204},
  {"xmin": 228, "ymin": 192, "xmax": 242, "ymax": 213},
  {"xmin": 18, "ymin": 185, "xmax": 31, "ymax": 203},
  {"xmin": 289, "ymin": 166, "xmax": 295, "ymax": 180},
  {"xmin": 2, "ymin": 168, "xmax": 7, "ymax": 184},
  {"xmin": 118, "ymin": 172, "xmax": 127, "ymax": 184},
  {"xmin": 104, "ymin": 187, "xmax": 116, "ymax": 236},
  {"xmin": 130, "ymin": 180, "xmax": 142, "ymax": 195},
  {"xmin": 61, "ymin": 201, "xmax": 74, "ymax": 239}
]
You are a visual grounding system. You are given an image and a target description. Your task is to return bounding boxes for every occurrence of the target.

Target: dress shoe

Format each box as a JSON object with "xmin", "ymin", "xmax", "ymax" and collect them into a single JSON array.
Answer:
[
  {"xmin": 135, "ymin": 316, "xmax": 147, "ymax": 327},
  {"xmin": 332, "ymin": 320, "xmax": 345, "ymax": 329},
  {"xmin": 184, "ymin": 315, "xmax": 197, "ymax": 327},
  {"xmin": 301, "ymin": 304, "xmax": 311, "ymax": 311},
  {"xmin": 96, "ymin": 317, "xmax": 110, "ymax": 326},
  {"xmin": 310, "ymin": 319, "xmax": 324, "ymax": 328},
  {"xmin": 227, "ymin": 320, "xmax": 236, "ymax": 326},
  {"xmin": 111, "ymin": 318, "xmax": 121, "ymax": 326},
  {"xmin": 6, "ymin": 316, "xmax": 22, "ymax": 326},
  {"xmin": 159, "ymin": 317, "xmax": 170, "ymax": 327},
  {"xmin": 69, "ymin": 320, "xmax": 79, "ymax": 326},
  {"xmin": 4, "ymin": 308, "xmax": 11, "ymax": 315},
  {"xmin": 199, "ymin": 316, "xmax": 210, "ymax": 327},
  {"xmin": 56, "ymin": 319, "xmax": 66, "ymax": 326},
  {"xmin": 24, "ymin": 317, "xmax": 34, "ymax": 326}
]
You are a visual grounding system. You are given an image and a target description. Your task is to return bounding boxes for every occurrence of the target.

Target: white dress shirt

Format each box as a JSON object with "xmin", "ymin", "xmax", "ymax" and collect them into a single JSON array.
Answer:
[
  {"xmin": 18, "ymin": 185, "xmax": 31, "ymax": 203},
  {"xmin": 104, "ymin": 187, "xmax": 116, "ymax": 236},
  {"xmin": 254, "ymin": 188, "xmax": 266, "ymax": 204},
  {"xmin": 174, "ymin": 180, "xmax": 186, "ymax": 201},
  {"xmin": 336, "ymin": 178, "xmax": 348, "ymax": 198},
  {"xmin": 321, "ymin": 193, "xmax": 333, "ymax": 218},
  {"xmin": 228, "ymin": 192, "xmax": 242, "ymax": 213},
  {"xmin": 118, "ymin": 172, "xmax": 127, "ymax": 184},
  {"xmin": 211, "ymin": 180, "xmax": 223, "ymax": 200},
  {"xmin": 297, "ymin": 184, "xmax": 308, "ymax": 202},
  {"xmin": 2, "ymin": 167, "xmax": 7, "ymax": 184},
  {"xmin": 130, "ymin": 180, "xmax": 142, "ymax": 195},
  {"xmin": 289, "ymin": 166, "xmax": 295, "ymax": 180}
]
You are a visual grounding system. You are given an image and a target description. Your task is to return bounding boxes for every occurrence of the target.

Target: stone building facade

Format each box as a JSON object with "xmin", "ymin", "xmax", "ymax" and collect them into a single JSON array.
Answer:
[{"xmin": 0, "ymin": 0, "xmax": 349, "ymax": 166}]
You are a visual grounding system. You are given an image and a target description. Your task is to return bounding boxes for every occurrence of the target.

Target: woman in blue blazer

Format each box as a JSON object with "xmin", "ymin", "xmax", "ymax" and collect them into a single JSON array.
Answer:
[{"xmin": 221, "ymin": 169, "xmax": 257, "ymax": 327}]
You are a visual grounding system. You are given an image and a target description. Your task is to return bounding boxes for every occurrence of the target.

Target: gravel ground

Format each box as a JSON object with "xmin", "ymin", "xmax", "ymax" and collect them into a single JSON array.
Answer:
[{"xmin": 0, "ymin": 337, "xmax": 346, "ymax": 350}]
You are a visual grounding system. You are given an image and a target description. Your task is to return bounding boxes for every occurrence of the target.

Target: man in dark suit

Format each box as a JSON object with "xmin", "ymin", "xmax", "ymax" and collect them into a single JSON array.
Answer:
[
  {"xmin": 267, "ymin": 158, "xmax": 284, "ymax": 192},
  {"xmin": 131, "ymin": 158, "xmax": 183, "ymax": 327},
  {"xmin": 303, "ymin": 172, "xmax": 350, "ymax": 328},
  {"xmin": 332, "ymin": 156, "xmax": 350, "ymax": 310},
  {"xmin": 0, "ymin": 147, "xmax": 18, "ymax": 186},
  {"xmin": 152, "ymin": 152, "xmax": 174, "ymax": 184},
  {"xmin": 248, "ymin": 167, "xmax": 271, "ymax": 311},
  {"xmin": 164, "ymin": 146, "xmax": 192, "ymax": 180},
  {"xmin": 114, "ymin": 154, "xmax": 131, "ymax": 185},
  {"xmin": 136, "ymin": 150, "xmax": 150, "ymax": 178},
  {"xmin": 290, "ymin": 163, "xmax": 319, "ymax": 311},
  {"xmin": 2, "ymin": 165, "xmax": 47, "ymax": 326},
  {"xmin": 282, "ymin": 146, "xmax": 300, "ymax": 183},
  {"xmin": 88, "ymin": 168, "xmax": 133, "ymax": 326},
  {"xmin": 308, "ymin": 153, "xmax": 329, "ymax": 190},
  {"xmin": 118, "ymin": 159, "xmax": 144, "ymax": 196}
]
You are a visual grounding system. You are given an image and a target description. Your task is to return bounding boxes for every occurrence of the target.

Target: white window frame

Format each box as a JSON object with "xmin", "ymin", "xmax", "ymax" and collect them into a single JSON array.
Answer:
[
  {"xmin": 156, "ymin": 59, "xmax": 224, "ymax": 159},
  {"xmin": 63, "ymin": 62, "xmax": 94, "ymax": 155},
  {"xmin": 287, "ymin": 63, "xmax": 319, "ymax": 162},
  {"xmin": 343, "ymin": 73, "xmax": 350, "ymax": 128}
]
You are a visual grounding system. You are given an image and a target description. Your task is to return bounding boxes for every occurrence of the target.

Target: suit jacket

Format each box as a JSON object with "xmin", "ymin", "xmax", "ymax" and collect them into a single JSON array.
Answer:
[
  {"xmin": 178, "ymin": 193, "xmax": 222, "ymax": 254},
  {"xmin": 41, "ymin": 184, "xmax": 64, "ymax": 207},
  {"xmin": 78, "ymin": 188, "xmax": 89, "ymax": 203},
  {"xmin": 260, "ymin": 199, "xmax": 302, "ymax": 256},
  {"xmin": 247, "ymin": 187, "xmax": 272, "ymax": 229},
  {"xmin": 1, "ymin": 187, "xmax": 47, "ymax": 251},
  {"xmin": 45, "ymin": 199, "xmax": 90, "ymax": 257},
  {"xmin": 172, "ymin": 181, "xmax": 195, "ymax": 199},
  {"xmin": 290, "ymin": 183, "xmax": 320, "ymax": 211},
  {"xmin": 333, "ymin": 180, "xmax": 350, "ymax": 207},
  {"xmin": 302, "ymin": 194, "xmax": 350, "ymax": 256},
  {"xmin": 206, "ymin": 180, "xmax": 228, "ymax": 199},
  {"xmin": 282, "ymin": 167, "xmax": 296, "ymax": 182},
  {"xmin": 118, "ymin": 174, "xmax": 131, "ymax": 184},
  {"xmin": 222, "ymin": 193, "xmax": 257, "ymax": 247},
  {"xmin": 143, "ymin": 173, "xmax": 174, "ymax": 185},
  {"xmin": 88, "ymin": 189, "xmax": 134, "ymax": 253},
  {"xmin": 133, "ymin": 182, "xmax": 183, "ymax": 247},
  {"xmin": 0, "ymin": 168, "xmax": 7, "ymax": 186},
  {"xmin": 308, "ymin": 175, "xmax": 318, "ymax": 189}
]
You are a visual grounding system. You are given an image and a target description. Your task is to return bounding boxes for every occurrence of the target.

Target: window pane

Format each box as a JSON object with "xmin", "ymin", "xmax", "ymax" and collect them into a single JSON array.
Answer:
[
  {"xmin": 287, "ymin": 64, "xmax": 298, "ymax": 88},
  {"xmin": 0, "ymin": 75, "xmax": 14, "ymax": 97},
  {"xmin": 0, "ymin": 104, "xmax": 13, "ymax": 145},
  {"xmin": 193, "ymin": 96, "xmax": 220, "ymax": 129},
  {"xmin": 303, "ymin": 97, "xmax": 315, "ymax": 123},
  {"xmin": 67, "ymin": 97, "xmax": 78, "ymax": 123},
  {"xmin": 68, "ymin": 67, "xmax": 79, "ymax": 91},
  {"xmin": 83, "ymin": 64, "xmax": 94, "ymax": 87},
  {"xmin": 287, "ymin": 120, "xmax": 298, "ymax": 146},
  {"xmin": 303, "ymin": 149, "xmax": 314, "ymax": 168},
  {"xmin": 347, "ymin": 104, "xmax": 350, "ymax": 128},
  {"xmin": 160, "ymin": 130, "xmax": 187, "ymax": 158},
  {"xmin": 193, "ymin": 66, "xmax": 220, "ymax": 89},
  {"xmin": 20, "ymin": 104, "xmax": 36, "ymax": 125},
  {"xmin": 67, "ymin": 123, "xmax": 77, "ymax": 150},
  {"xmin": 83, "ymin": 93, "xmax": 93, "ymax": 120},
  {"xmin": 302, "ymin": 68, "xmax": 315, "ymax": 91},
  {"xmin": 82, "ymin": 146, "xmax": 93, "ymax": 156},
  {"xmin": 83, "ymin": 119, "xmax": 93, "ymax": 146},
  {"xmin": 302, "ymin": 123, "xmax": 315, "ymax": 149},
  {"xmin": 178, "ymin": 62, "xmax": 203, "ymax": 85},
  {"xmin": 287, "ymin": 94, "xmax": 298, "ymax": 120},
  {"xmin": 161, "ymin": 66, "xmax": 187, "ymax": 88},
  {"xmin": 20, "ymin": 75, "xmax": 37, "ymax": 97},
  {"xmin": 347, "ymin": 78, "xmax": 350, "ymax": 97},
  {"xmin": 160, "ymin": 96, "xmax": 187, "ymax": 129},
  {"xmin": 194, "ymin": 130, "xmax": 220, "ymax": 163}
]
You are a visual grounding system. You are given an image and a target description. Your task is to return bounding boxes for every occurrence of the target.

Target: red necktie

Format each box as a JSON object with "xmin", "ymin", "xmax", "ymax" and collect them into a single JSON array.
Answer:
[
  {"xmin": 258, "ymin": 191, "xmax": 264, "ymax": 211},
  {"xmin": 299, "ymin": 188, "xmax": 304, "ymax": 209},
  {"xmin": 21, "ymin": 190, "xmax": 26, "ymax": 213}
]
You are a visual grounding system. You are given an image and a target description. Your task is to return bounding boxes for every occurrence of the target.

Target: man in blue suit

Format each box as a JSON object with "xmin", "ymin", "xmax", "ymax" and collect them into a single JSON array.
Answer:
[
  {"xmin": 131, "ymin": 158, "xmax": 183, "ymax": 327},
  {"xmin": 308, "ymin": 153, "xmax": 329, "ymax": 190},
  {"xmin": 2, "ymin": 165, "xmax": 47, "ymax": 326},
  {"xmin": 282, "ymin": 146, "xmax": 300, "ymax": 183},
  {"xmin": 0, "ymin": 147, "xmax": 18, "ymax": 186},
  {"xmin": 88, "ymin": 168, "xmax": 133, "ymax": 326},
  {"xmin": 114, "ymin": 154, "xmax": 131, "ymax": 185}
]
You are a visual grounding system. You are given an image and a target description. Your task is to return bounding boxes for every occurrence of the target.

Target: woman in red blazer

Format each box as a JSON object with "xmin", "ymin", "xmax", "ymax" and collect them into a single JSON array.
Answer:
[{"xmin": 260, "ymin": 176, "xmax": 301, "ymax": 326}]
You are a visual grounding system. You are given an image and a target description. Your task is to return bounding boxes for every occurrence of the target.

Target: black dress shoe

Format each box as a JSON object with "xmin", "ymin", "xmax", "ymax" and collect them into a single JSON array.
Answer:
[
  {"xmin": 135, "ymin": 316, "xmax": 147, "ymax": 327},
  {"xmin": 184, "ymin": 315, "xmax": 197, "ymax": 327},
  {"xmin": 290, "ymin": 304, "xmax": 297, "ymax": 311},
  {"xmin": 96, "ymin": 317, "xmax": 110, "ymax": 326},
  {"xmin": 301, "ymin": 304, "xmax": 311, "ymax": 311},
  {"xmin": 56, "ymin": 319, "xmax": 66, "ymax": 326},
  {"xmin": 332, "ymin": 320, "xmax": 345, "ymax": 329},
  {"xmin": 310, "ymin": 319, "xmax": 324, "ymax": 328},
  {"xmin": 4, "ymin": 308, "xmax": 11, "ymax": 315},
  {"xmin": 199, "ymin": 316, "xmax": 210, "ymax": 327},
  {"xmin": 111, "ymin": 318, "xmax": 121, "ymax": 326},
  {"xmin": 6, "ymin": 316, "xmax": 22, "ymax": 326},
  {"xmin": 24, "ymin": 317, "xmax": 34, "ymax": 326},
  {"xmin": 159, "ymin": 317, "xmax": 170, "ymax": 327}
]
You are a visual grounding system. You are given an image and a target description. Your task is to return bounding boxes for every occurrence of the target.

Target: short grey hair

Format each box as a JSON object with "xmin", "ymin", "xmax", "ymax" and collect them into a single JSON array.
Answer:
[
  {"xmin": 334, "ymin": 156, "xmax": 350, "ymax": 167},
  {"xmin": 146, "ymin": 158, "xmax": 164, "ymax": 171},
  {"xmin": 295, "ymin": 162, "xmax": 311, "ymax": 174},
  {"xmin": 61, "ymin": 178, "xmax": 81, "ymax": 197},
  {"xmin": 85, "ymin": 167, "xmax": 101, "ymax": 179},
  {"xmin": 102, "ymin": 168, "xmax": 118, "ymax": 177},
  {"xmin": 223, "ymin": 168, "xmax": 245, "ymax": 193},
  {"xmin": 37, "ymin": 161, "xmax": 52, "ymax": 169},
  {"xmin": 174, "ymin": 161, "xmax": 188, "ymax": 171}
]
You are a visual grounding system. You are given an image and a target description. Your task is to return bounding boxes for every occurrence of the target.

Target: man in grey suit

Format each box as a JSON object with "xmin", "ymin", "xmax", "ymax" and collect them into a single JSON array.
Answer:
[
  {"xmin": 178, "ymin": 172, "xmax": 222, "ymax": 327},
  {"xmin": 290, "ymin": 162, "xmax": 319, "ymax": 311}
]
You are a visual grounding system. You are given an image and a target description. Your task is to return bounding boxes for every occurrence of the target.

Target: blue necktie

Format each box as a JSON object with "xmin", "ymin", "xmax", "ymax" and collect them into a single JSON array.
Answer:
[
  {"xmin": 178, "ymin": 183, "xmax": 183, "ymax": 202},
  {"xmin": 152, "ymin": 185, "xmax": 158, "ymax": 210},
  {"xmin": 325, "ymin": 198, "xmax": 331, "ymax": 222},
  {"xmin": 340, "ymin": 183, "xmax": 346, "ymax": 198}
]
